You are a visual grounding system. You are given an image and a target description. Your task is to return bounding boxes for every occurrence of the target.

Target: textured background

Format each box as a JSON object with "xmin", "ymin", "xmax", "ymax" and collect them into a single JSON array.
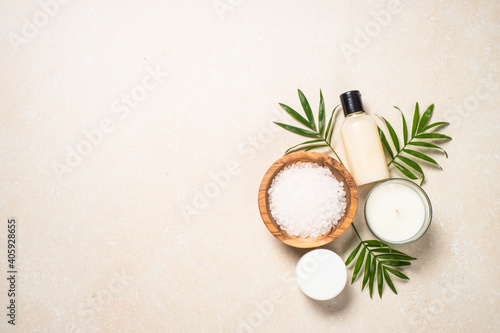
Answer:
[{"xmin": 1, "ymin": 0, "xmax": 499, "ymax": 332}]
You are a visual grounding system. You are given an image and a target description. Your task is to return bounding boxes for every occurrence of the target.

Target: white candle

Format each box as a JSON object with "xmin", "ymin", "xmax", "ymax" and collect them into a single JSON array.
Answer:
[
  {"xmin": 295, "ymin": 249, "xmax": 347, "ymax": 301},
  {"xmin": 365, "ymin": 179, "xmax": 432, "ymax": 245}
]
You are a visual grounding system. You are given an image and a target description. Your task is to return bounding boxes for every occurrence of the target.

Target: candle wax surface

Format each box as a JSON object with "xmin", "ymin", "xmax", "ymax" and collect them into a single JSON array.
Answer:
[{"xmin": 365, "ymin": 183, "xmax": 426, "ymax": 242}]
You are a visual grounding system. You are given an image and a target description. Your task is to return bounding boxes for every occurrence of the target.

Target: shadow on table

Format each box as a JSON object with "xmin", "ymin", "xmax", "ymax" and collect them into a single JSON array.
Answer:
[{"xmin": 304, "ymin": 281, "xmax": 354, "ymax": 314}]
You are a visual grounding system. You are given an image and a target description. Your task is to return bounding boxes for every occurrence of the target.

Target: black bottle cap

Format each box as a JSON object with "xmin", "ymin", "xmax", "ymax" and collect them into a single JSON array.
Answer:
[{"xmin": 340, "ymin": 90, "xmax": 364, "ymax": 116}]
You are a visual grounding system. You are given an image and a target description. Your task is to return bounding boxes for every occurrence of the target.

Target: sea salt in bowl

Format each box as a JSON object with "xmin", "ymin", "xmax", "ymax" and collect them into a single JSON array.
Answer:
[{"xmin": 258, "ymin": 152, "xmax": 358, "ymax": 248}]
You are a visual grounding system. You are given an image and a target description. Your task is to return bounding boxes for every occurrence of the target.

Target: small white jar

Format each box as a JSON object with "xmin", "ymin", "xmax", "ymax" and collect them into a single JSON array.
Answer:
[{"xmin": 295, "ymin": 249, "xmax": 347, "ymax": 301}]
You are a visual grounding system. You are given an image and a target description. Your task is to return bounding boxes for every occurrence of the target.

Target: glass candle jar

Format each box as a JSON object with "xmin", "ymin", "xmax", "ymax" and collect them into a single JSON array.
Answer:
[{"xmin": 364, "ymin": 178, "xmax": 432, "ymax": 246}]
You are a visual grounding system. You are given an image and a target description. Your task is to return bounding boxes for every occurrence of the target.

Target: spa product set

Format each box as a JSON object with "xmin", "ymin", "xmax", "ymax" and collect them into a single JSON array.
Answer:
[{"xmin": 258, "ymin": 89, "xmax": 451, "ymax": 299}]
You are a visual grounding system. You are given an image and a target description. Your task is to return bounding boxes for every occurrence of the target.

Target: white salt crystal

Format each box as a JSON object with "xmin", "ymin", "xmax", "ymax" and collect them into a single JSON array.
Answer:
[{"xmin": 268, "ymin": 162, "xmax": 347, "ymax": 238}]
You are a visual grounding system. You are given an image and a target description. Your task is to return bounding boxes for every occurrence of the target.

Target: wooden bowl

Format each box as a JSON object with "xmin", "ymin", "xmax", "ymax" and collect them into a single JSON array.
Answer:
[{"xmin": 258, "ymin": 152, "xmax": 358, "ymax": 248}]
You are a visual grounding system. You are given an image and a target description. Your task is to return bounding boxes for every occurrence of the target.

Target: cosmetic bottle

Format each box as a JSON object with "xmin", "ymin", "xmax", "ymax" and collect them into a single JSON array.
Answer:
[{"xmin": 339, "ymin": 90, "xmax": 390, "ymax": 186}]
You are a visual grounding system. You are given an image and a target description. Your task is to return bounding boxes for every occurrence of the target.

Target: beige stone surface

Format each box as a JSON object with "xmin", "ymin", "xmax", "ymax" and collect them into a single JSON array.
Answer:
[{"xmin": 1, "ymin": 0, "xmax": 499, "ymax": 332}]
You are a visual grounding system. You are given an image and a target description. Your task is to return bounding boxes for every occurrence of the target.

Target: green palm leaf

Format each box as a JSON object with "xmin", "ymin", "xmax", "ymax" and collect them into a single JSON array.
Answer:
[
  {"xmin": 362, "ymin": 253, "xmax": 372, "ymax": 291},
  {"xmin": 305, "ymin": 144, "xmax": 328, "ymax": 151},
  {"xmin": 364, "ymin": 240, "xmax": 386, "ymax": 247},
  {"xmin": 383, "ymin": 261, "xmax": 412, "ymax": 267},
  {"xmin": 376, "ymin": 253, "xmax": 417, "ymax": 261},
  {"xmin": 383, "ymin": 268, "xmax": 398, "ymax": 294},
  {"xmin": 417, "ymin": 104, "xmax": 434, "ymax": 133},
  {"xmin": 352, "ymin": 247, "xmax": 366, "ymax": 283},
  {"xmin": 318, "ymin": 90, "xmax": 325, "ymax": 134},
  {"xmin": 380, "ymin": 116, "xmax": 400, "ymax": 152},
  {"xmin": 398, "ymin": 155, "xmax": 425, "ymax": 185},
  {"xmin": 284, "ymin": 139, "xmax": 325, "ymax": 155},
  {"xmin": 371, "ymin": 248, "xmax": 406, "ymax": 255},
  {"xmin": 411, "ymin": 102, "xmax": 419, "ymax": 137},
  {"xmin": 408, "ymin": 141, "xmax": 448, "ymax": 158},
  {"xmin": 378, "ymin": 127, "xmax": 394, "ymax": 159},
  {"xmin": 403, "ymin": 149, "xmax": 441, "ymax": 168},
  {"xmin": 369, "ymin": 256, "xmax": 376, "ymax": 298},
  {"xmin": 298, "ymin": 89, "xmax": 316, "ymax": 131},
  {"xmin": 422, "ymin": 121, "xmax": 449, "ymax": 132},
  {"xmin": 345, "ymin": 242, "xmax": 362, "ymax": 266},
  {"xmin": 393, "ymin": 161, "xmax": 418, "ymax": 179},
  {"xmin": 397, "ymin": 156, "xmax": 423, "ymax": 175},
  {"xmin": 278, "ymin": 103, "xmax": 314, "ymax": 130},
  {"xmin": 326, "ymin": 106, "xmax": 340, "ymax": 144},
  {"xmin": 273, "ymin": 122, "xmax": 319, "ymax": 138},
  {"xmin": 377, "ymin": 261, "xmax": 383, "ymax": 298},
  {"xmin": 415, "ymin": 133, "xmax": 452, "ymax": 140},
  {"xmin": 394, "ymin": 106, "xmax": 408, "ymax": 144},
  {"xmin": 385, "ymin": 267, "xmax": 409, "ymax": 280}
]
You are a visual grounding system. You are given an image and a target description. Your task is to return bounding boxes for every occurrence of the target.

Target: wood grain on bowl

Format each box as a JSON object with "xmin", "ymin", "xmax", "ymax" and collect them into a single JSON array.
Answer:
[{"xmin": 258, "ymin": 152, "xmax": 358, "ymax": 248}]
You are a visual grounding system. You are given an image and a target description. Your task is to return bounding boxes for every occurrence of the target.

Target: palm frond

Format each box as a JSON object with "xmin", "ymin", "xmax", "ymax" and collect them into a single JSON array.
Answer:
[{"xmin": 378, "ymin": 103, "xmax": 452, "ymax": 184}]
